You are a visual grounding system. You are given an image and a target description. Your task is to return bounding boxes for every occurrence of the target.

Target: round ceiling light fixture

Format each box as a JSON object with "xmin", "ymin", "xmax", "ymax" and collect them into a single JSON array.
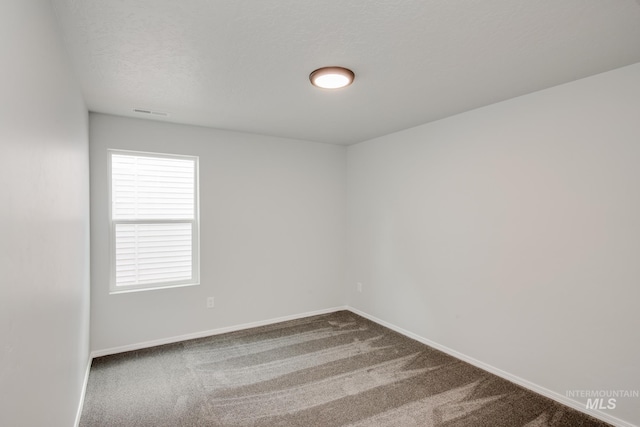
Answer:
[{"xmin": 309, "ymin": 66, "xmax": 355, "ymax": 89}]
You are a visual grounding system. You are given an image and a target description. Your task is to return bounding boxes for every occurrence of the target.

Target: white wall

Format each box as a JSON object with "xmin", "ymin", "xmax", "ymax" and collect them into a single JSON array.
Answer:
[
  {"xmin": 347, "ymin": 63, "xmax": 640, "ymax": 426},
  {"xmin": 89, "ymin": 113, "xmax": 346, "ymax": 352},
  {"xmin": 0, "ymin": 1, "xmax": 90, "ymax": 426}
]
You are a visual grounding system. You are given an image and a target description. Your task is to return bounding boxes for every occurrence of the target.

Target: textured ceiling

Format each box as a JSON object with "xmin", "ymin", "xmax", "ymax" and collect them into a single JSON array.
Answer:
[{"xmin": 53, "ymin": 0, "xmax": 640, "ymax": 145}]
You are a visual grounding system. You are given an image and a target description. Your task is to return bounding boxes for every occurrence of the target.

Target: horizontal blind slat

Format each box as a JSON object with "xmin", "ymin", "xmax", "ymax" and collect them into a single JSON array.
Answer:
[
  {"xmin": 115, "ymin": 227, "xmax": 193, "ymax": 282},
  {"xmin": 112, "ymin": 154, "xmax": 195, "ymax": 221},
  {"xmin": 112, "ymin": 148, "xmax": 197, "ymax": 288}
]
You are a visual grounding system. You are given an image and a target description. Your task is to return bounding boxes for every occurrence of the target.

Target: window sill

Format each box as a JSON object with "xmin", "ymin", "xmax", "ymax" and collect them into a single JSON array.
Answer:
[{"xmin": 109, "ymin": 281, "xmax": 200, "ymax": 295}]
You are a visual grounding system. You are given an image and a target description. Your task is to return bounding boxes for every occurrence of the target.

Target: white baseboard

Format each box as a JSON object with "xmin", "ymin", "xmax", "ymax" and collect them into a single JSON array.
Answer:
[
  {"xmin": 74, "ymin": 356, "xmax": 92, "ymax": 427},
  {"xmin": 90, "ymin": 306, "xmax": 348, "ymax": 358},
  {"xmin": 85, "ymin": 305, "xmax": 635, "ymax": 427},
  {"xmin": 346, "ymin": 306, "xmax": 636, "ymax": 427}
]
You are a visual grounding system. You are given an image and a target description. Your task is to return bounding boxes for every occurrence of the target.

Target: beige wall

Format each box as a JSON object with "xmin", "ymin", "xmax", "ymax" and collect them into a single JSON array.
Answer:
[
  {"xmin": 89, "ymin": 113, "xmax": 347, "ymax": 352},
  {"xmin": 347, "ymin": 63, "xmax": 640, "ymax": 426},
  {"xmin": 0, "ymin": 1, "xmax": 90, "ymax": 425}
]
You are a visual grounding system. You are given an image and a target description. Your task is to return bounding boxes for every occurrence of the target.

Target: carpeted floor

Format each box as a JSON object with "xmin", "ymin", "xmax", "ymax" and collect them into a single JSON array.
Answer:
[{"xmin": 80, "ymin": 311, "xmax": 611, "ymax": 426}]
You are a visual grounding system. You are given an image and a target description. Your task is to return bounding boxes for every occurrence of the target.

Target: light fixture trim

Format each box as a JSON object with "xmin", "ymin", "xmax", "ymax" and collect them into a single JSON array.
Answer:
[{"xmin": 309, "ymin": 66, "xmax": 355, "ymax": 89}]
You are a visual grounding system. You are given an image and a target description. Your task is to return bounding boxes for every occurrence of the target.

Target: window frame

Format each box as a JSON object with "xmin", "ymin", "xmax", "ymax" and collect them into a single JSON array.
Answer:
[{"xmin": 108, "ymin": 149, "xmax": 200, "ymax": 294}]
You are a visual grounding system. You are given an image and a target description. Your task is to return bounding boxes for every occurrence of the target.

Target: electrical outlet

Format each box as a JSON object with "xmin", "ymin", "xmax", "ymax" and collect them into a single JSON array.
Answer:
[
  {"xmin": 357, "ymin": 282, "xmax": 363, "ymax": 293},
  {"xmin": 206, "ymin": 296, "xmax": 215, "ymax": 308}
]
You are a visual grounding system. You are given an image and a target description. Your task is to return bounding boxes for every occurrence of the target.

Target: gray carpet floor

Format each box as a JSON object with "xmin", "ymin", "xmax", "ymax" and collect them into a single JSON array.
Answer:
[{"xmin": 80, "ymin": 311, "xmax": 611, "ymax": 426}]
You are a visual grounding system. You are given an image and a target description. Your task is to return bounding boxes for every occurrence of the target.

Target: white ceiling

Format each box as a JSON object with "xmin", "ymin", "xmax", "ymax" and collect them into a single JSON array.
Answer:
[{"xmin": 53, "ymin": 0, "xmax": 640, "ymax": 145}]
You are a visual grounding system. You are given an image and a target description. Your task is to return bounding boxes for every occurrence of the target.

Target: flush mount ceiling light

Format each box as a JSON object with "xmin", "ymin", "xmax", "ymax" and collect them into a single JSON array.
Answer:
[{"xmin": 309, "ymin": 66, "xmax": 355, "ymax": 89}]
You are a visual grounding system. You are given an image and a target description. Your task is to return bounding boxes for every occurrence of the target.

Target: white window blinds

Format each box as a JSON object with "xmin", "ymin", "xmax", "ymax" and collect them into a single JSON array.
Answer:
[{"xmin": 110, "ymin": 152, "xmax": 199, "ymax": 291}]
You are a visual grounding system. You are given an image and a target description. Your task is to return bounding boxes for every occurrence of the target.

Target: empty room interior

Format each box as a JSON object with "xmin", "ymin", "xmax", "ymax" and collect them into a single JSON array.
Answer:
[{"xmin": 2, "ymin": 1, "xmax": 640, "ymax": 426}]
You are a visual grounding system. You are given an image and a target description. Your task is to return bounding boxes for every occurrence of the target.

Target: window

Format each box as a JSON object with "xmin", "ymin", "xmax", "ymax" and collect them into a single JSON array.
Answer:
[{"xmin": 109, "ymin": 150, "xmax": 199, "ymax": 293}]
